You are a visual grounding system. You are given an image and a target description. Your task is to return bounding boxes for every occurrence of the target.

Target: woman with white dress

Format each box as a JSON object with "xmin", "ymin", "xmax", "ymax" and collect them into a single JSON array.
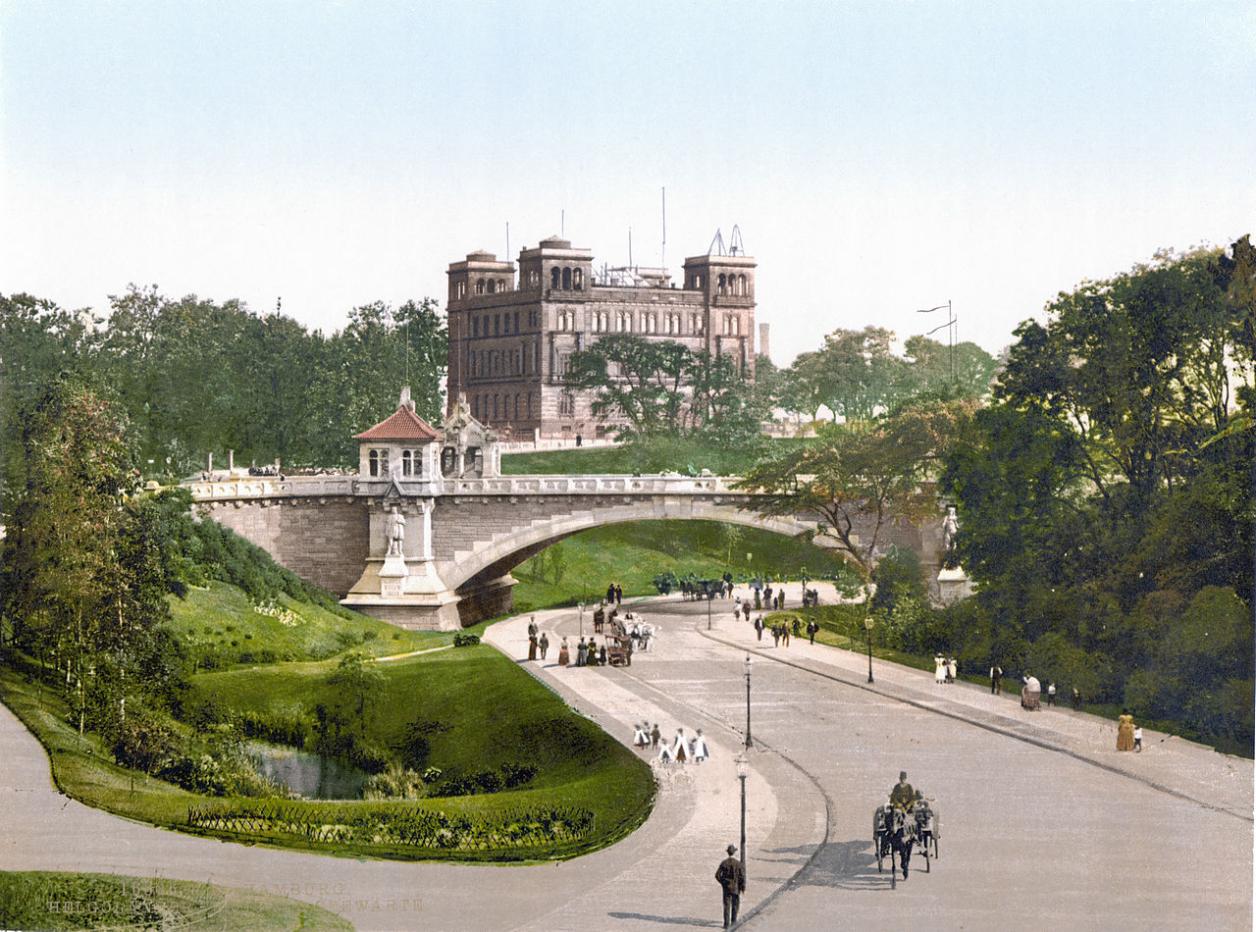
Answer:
[
  {"xmin": 947, "ymin": 657, "xmax": 958, "ymax": 684},
  {"xmin": 691, "ymin": 729, "xmax": 710, "ymax": 763},
  {"xmin": 934, "ymin": 654, "xmax": 946, "ymax": 684},
  {"xmin": 657, "ymin": 741, "xmax": 674, "ymax": 764},
  {"xmin": 633, "ymin": 723, "xmax": 649, "ymax": 750}
]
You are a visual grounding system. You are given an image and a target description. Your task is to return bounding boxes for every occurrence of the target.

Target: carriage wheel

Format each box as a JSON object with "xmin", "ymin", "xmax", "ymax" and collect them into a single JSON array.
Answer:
[
  {"xmin": 924, "ymin": 836, "xmax": 931, "ymax": 873},
  {"xmin": 889, "ymin": 848, "xmax": 897, "ymax": 889},
  {"xmin": 933, "ymin": 835, "xmax": 940, "ymax": 860}
]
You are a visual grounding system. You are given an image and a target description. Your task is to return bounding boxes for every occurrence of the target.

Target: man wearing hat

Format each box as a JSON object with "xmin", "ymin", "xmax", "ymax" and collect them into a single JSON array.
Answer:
[
  {"xmin": 715, "ymin": 843, "xmax": 746, "ymax": 928},
  {"xmin": 889, "ymin": 771, "xmax": 916, "ymax": 811}
]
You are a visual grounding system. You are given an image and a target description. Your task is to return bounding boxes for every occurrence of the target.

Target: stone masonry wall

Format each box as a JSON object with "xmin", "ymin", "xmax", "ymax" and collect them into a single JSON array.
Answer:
[{"xmin": 199, "ymin": 498, "xmax": 369, "ymax": 597}]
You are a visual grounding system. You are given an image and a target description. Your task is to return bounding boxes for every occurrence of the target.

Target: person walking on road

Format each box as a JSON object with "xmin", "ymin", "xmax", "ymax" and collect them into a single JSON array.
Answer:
[
  {"xmin": 1046, "ymin": 681, "xmax": 1057, "ymax": 706},
  {"xmin": 754, "ymin": 616, "xmax": 764, "ymax": 641},
  {"xmin": 771, "ymin": 625, "xmax": 781, "ymax": 648},
  {"xmin": 715, "ymin": 844, "xmax": 746, "ymax": 929},
  {"xmin": 650, "ymin": 723, "xmax": 661, "ymax": 749},
  {"xmin": 990, "ymin": 664, "xmax": 1003, "ymax": 695},
  {"xmin": 539, "ymin": 632, "xmax": 549, "ymax": 660},
  {"xmin": 807, "ymin": 619, "xmax": 818, "ymax": 645}
]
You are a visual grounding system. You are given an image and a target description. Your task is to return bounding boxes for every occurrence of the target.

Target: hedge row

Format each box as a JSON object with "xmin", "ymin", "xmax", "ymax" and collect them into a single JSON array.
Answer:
[{"xmin": 186, "ymin": 800, "xmax": 594, "ymax": 851}]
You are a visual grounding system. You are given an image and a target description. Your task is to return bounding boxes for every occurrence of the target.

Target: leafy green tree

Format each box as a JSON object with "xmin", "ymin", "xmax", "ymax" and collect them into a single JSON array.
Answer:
[{"xmin": 327, "ymin": 651, "xmax": 385, "ymax": 738}]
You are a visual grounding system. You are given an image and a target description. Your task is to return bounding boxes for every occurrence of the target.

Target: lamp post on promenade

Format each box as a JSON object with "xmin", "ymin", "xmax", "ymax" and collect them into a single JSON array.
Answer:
[
  {"xmin": 578, "ymin": 602, "xmax": 585, "ymax": 639},
  {"xmin": 736, "ymin": 752, "xmax": 749, "ymax": 875},
  {"xmin": 864, "ymin": 614, "xmax": 875, "ymax": 684},
  {"xmin": 744, "ymin": 654, "xmax": 753, "ymax": 748}
]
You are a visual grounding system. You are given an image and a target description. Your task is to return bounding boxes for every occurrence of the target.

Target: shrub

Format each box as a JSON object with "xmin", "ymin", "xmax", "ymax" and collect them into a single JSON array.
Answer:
[
  {"xmin": 453, "ymin": 634, "xmax": 480, "ymax": 648},
  {"xmin": 112, "ymin": 710, "xmax": 179, "ymax": 774}
]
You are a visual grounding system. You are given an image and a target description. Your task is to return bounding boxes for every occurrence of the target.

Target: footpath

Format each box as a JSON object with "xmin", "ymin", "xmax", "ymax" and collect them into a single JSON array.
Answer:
[{"xmin": 699, "ymin": 581, "xmax": 1253, "ymax": 824}]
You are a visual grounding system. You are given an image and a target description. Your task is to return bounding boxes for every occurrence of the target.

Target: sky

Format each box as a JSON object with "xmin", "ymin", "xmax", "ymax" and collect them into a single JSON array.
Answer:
[{"xmin": 2, "ymin": 0, "xmax": 1253, "ymax": 364}]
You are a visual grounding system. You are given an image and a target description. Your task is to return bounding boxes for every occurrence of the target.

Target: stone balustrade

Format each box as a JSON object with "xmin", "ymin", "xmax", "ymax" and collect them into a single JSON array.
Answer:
[{"xmin": 184, "ymin": 473, "xmax": 749, "ymax": 503}]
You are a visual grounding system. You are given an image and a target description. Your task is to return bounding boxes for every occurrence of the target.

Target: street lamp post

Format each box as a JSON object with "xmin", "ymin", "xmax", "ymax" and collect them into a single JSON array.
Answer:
[
  {"xmin": 744, "ymin": 654, "xmax": 753, "ymax": 748},
  {"xmin": 578, "ymin": 602, "xmax": 585, "ymax": 639},
  {"xmin": 707, "ymin": 583, "xmax": 713, "ymax": 631},
  {"xmin": 736, "ymin": 752, "xmax": 749, "ymax": 876},
  {"xmin": 864, "ymin": 614, "xmax": 874, "ymax": 683},
  {"xmin": 917, "ymin": 300, "xmax": 956, "ymax": 386}
]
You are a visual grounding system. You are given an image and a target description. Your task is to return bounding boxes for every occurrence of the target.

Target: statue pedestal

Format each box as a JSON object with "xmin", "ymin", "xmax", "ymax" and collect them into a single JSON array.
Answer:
[
  {"xmin": 342, "ymin": 558, "xmax": 462, "ymax": 630},
  {"xmin": 936, "ymin": 565, "xmax": 974, "ymax": 605}
]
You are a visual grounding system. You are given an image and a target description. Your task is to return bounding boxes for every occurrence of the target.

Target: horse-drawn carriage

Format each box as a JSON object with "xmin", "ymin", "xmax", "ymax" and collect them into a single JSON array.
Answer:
[
  {"xmin": 603, "ymin": 617, "xmax": 633, "ymax": 666},
  {"xmin": 873, "ymin": 799, "xmax": 940, "ymax": 887}
]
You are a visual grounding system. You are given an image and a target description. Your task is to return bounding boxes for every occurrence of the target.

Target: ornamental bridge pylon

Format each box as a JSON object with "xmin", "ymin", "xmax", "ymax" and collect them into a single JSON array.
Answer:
[{"xmin": 183, "ymin": 389, "xmax": 944, "ymax": 630}]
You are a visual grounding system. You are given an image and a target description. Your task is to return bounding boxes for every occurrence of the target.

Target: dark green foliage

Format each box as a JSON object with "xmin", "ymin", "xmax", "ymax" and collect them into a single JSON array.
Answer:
[
  {"xmin": 452, "ymin": 633, "xmax": 480, "ymax": 647},
  {"xmin": 941, "ymin": 240, "xmax": 1255, "ymax": 753},
  {"xmin": 870, "ymin": 546, "xmax": 926, "ymax": 616}
]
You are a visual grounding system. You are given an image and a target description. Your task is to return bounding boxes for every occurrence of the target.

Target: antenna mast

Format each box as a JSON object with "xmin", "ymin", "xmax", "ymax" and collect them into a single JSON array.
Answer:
[
  {"xmin": 628, "ymin": 227, "xmax": 633, "ymax": 268},
  {"xmin": 660, "ymin": 187, "xmax": 667, "ymax": 270},
  {"xmin": 506, "ymin": 221, "xmax": 510, "ymax": 259}
]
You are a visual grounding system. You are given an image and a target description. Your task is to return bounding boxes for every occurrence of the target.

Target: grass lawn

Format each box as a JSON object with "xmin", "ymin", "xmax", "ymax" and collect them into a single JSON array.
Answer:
[
  {"xmin": 1, "ymin": 641, "xmax": 653, "ymax": 861},
  {"xmin": 186, "ymin": 643, "xmax": 654, "ymax": 859},
  {"xmin": 167, "ymin": 581, "xmax": 456, "ymax": 668},
  {"xmin": 513, "ymin": 519, "xmax": 856, "ymax": 613},
  {"xmin": 0, "ymin": 871, "xmax": 351, "ymax": 931},
  {"xmin": 501, "ymin": 436, "xmax": 806, "ymax": 477}
]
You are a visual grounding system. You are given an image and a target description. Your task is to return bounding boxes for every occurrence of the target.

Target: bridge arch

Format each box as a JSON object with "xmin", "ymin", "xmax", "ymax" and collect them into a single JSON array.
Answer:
[{"xmin": 444, "ymin": 499, "xmax": 823, "ymax": 595}]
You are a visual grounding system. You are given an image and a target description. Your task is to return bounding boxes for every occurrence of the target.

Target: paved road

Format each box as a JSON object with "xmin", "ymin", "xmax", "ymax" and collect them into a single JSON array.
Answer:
[{"xmin": 2, "ymin": 587, "xmax": 1251, "ymax": 930}]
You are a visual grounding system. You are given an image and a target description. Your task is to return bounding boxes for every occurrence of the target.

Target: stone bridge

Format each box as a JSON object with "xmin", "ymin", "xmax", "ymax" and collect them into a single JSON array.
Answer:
[{"xmin": 186, "ymin": 472, "xmax": 943, "ymax": 630}]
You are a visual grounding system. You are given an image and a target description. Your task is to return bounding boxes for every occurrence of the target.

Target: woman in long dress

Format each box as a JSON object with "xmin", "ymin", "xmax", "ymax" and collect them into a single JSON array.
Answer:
[
  {"xmin": 934, "ymin": 655, "xmax": 946, "ymax": 684},
  {"xmin": 558, "ymin": 638, "xmax": 570, "ymax": 666},
  {"xmin": 672, "ymin": 728, "xmax": 688, "ymax": 764},
  {"xmin": 657, "ymin": 740, "xmax": 674, "ymax": 764},
  {"xmin": 691, "ymin": 729, "xmax": 710, "ymax": 763},
  {"xmin": 1117, "ymin": 710, "xmax": 1136, "ymax": 751},
  {"xmin": 947, "ymin": 657, "xmax": 958, "ymax": 683}
]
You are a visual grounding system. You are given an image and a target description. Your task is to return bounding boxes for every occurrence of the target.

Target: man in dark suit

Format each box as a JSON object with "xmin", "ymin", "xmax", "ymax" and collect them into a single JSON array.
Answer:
[{"xmin": 715, "ymin": 843, "xmax": 746, "ymax": 928}]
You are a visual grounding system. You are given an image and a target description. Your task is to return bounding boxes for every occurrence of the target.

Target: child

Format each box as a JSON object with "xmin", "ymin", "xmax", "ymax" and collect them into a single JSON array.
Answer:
[{"xmin": 1134, "ymin": 725, "xmax": 1143, "ymax": 753}]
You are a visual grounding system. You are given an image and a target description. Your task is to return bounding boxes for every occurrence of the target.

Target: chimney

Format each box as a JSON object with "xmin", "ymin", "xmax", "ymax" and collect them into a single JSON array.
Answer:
[
  {"xmin": 400, "ymin": 386, "xmax": 414, "ymax": 411},
  {"xmin": 758, "ymin": 322, "xmax": 771, "ymax": 361}
]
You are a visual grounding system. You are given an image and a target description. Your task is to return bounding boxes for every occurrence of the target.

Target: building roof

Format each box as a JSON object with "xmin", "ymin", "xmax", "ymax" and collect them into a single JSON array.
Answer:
[{"xmin": 354, "ymin": 404, "xmax": 441, "ymax": 442}]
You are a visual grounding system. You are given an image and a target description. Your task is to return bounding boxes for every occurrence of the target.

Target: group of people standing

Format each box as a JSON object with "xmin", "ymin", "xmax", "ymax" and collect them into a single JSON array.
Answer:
[
  {"xmin": 605, "ymin": 582, "xmax": 624, "ymax": 605},
  {"xmin": 934, "ymin": 654, "xmax": 958, "ymax": 684},
  {"xmin": 633, "ymin": 723, "xmax": 710, "ymax": 765},
  {"xmin": 749, "ymin": 613, "xmax": 819, "ymax": 647}
]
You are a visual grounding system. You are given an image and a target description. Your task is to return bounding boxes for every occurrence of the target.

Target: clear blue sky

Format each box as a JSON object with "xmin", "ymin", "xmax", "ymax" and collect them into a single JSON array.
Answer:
[{"xmin": 2, "ymin": 1, "xmax": 1252, "ymax": 362}]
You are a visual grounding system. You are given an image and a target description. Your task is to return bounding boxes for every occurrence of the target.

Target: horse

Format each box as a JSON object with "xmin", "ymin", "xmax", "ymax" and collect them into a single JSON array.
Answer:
[{"xmin": 874, "ymin": 804, "xmax": 917, "ymax": 886}]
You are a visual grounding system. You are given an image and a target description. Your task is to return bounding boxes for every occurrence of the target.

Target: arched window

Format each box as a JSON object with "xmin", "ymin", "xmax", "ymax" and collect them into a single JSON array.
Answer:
[
  {"xmin": 499, "ymin": 278, "xmax": 507, "ymax": 292},
  {"xmin": 738, "ymin": 274, "xmax": 748, "ymax": 295},
  {"xmin": 526, "ymin": 393, "xmax": 533, "ymax": 418},
  {"xmin": 492, "ymin": 395, "xmax": 499, "ymax": 421},
  {"xmin": 562, "ymin": 267, "xmax": 572, "ymax": 290},
  {"xmin": 401, "ymin": 449, "xmax": 420, "ymax": 477},
  {"xmin": 573, "ymin": 268, "xmax": 584, "ymax": 290},
  {"xmin": 368, "ymin": 449, "xmax": 388, "ymax": 477},
  {"xmin": 456, "ymin": 281, "xmax": 466, "ymax": 299},
  {"xmin": 551, "ymin": 267, "xmax": 561, "ymax": 289},
  {"xmin": 718, "ymin": 274, "xmax": 726, "ymax": 295}
]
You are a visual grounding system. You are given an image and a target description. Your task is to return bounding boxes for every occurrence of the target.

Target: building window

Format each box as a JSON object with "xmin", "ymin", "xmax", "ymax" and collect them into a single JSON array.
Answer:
[
  {"xmin": 401, "ymin": 449, "xmax": 421, "ymax": 477},
  {"xmin": 526, "ymin": 393, "xmax": 533, "ymax": 418},
  {"xmin": 487, "ymin": 279, "xmax": 496, "ymax": 294},
  {"xmin": 573, "ymin": 268, "xmax": 584, "ymax": 290},
  {"xmin": 514, "ymin": 311, "xmax": 520, "ymax": 332},
  {"xmin": 492, "ymin": 395, "xmax": 499, "ymax": 420},
  {"xmin": 494, "ymin": 314, "xmax": 500, "ymax": 336},
  {"xmin": 559, "ymin": 391, "xmax": 575, "ymax": 417},
  {"xmin": 551, "ymin": 267, "xmax": 561, "ymax": 289},
  {"xmin": 476, "ymin": 279, "xmax": 485, "ymax": 295},
  {"xmin": 368, "ymin": 449, "xmax": 389, "ymax": 477},
  {"xmin": 738, "ymin": 274, "xmax": 748, "ymax": 295},
  {"xmin": 562, "ymin": 267, "xmax": 572, "ymax": 290}
]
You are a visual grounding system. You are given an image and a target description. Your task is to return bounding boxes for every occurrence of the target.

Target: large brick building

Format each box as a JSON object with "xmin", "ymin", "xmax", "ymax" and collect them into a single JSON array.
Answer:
[{"xmin": 446, "ymin": 236, "xmax": 757, "ymax": 439}]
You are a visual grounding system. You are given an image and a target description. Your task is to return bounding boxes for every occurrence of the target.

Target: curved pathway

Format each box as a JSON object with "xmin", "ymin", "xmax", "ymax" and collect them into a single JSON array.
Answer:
[{"xmin": 2, "ymin": 586, "xmax": 1251, "ymax": 930}]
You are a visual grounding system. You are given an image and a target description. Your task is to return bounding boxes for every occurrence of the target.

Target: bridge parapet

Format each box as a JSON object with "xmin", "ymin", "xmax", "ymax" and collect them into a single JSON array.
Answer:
[{"xmin": 184, "ymin": 473, "xmax": 749, "ymax": 503}]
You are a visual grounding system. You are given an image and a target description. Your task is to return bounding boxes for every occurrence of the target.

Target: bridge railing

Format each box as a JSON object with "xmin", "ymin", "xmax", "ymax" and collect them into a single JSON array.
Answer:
[{"xmin": 182, "ymin": 473, "xmax": 751, "ymax": 502}]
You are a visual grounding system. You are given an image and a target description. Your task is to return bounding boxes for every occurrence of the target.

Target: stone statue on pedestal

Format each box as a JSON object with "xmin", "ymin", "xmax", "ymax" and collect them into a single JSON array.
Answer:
[{"xmin": 386, "ymin": 505, "xmax": 406, "ymax": 558}]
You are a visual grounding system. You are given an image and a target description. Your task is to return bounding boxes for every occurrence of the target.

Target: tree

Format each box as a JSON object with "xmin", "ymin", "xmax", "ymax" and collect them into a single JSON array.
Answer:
[
  {"xmin": 327, "ymin": 651, "xmax": 385, "ymax": 738},
  {"xmin": 565, "ymin": 334, "xmax": 689, "ymax": 436},
  {"xmin": 1, "ymin": 379, "xmax": 135, "ymax": 732},
  {"xmin": 737, "ymin": 400, "xmax": 966, "ymax": 581}
]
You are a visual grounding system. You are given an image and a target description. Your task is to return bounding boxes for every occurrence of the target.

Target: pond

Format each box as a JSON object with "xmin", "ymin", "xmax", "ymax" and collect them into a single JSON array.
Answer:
[{"xmin": 246, "ymin": 740, "xmax": 368, "ymax": 800}]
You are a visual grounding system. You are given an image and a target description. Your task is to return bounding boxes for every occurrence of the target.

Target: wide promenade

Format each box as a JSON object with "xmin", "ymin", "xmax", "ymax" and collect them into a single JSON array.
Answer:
[{"xmin": 2, "ymin": 583, "xmax": 1251, "ymax": 930}]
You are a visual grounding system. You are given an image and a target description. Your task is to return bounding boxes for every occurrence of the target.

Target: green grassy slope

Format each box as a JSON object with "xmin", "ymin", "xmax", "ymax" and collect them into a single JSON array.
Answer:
[
  {"xmin": 0, "ymin": 871, "xmax": 352, "ymax": 931},
  {"xmin": 167, "ymin": 582, "xmax": 445, "ymax": 667},
  {"xmin": 513, "ymin": 519, "xmax": 854, "ymax": 612},
  {"xmin": 189, "ymin": 643, "xmax": 654, "ymax": 852}
]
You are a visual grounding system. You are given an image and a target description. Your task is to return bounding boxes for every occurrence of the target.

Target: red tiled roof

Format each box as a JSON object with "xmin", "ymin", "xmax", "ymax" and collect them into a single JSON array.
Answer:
[{"xmin": 354, "ymin": 406, "xmax": 440, "ymax": 442}]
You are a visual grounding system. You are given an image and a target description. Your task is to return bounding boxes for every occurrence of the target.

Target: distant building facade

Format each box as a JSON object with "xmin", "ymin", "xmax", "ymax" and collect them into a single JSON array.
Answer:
[{"xmin": 446, "ymin": 236, "xmax": 757, "ymax": 439}]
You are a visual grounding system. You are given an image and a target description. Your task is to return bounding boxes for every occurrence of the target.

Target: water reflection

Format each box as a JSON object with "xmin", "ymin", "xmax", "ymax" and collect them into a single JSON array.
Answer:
[{"xmin": 246, "ymin": 740, "xmax": 367, "ymax": 799}]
